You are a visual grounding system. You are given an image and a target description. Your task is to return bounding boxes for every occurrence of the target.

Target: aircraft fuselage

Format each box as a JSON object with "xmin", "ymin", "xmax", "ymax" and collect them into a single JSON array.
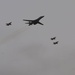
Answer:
[{"xmin": 23, "ymin": 16, "xmax": 44, "ymax": 26}]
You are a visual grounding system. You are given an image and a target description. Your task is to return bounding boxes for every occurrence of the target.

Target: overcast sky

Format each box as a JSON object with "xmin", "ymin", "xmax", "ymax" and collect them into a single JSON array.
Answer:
[{"xmin": 0, "ymin": 0, "xmax": 75, "ymax": 75}]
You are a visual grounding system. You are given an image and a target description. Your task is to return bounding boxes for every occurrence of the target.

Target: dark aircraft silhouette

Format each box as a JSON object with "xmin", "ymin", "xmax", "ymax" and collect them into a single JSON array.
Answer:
[
  {"xmin": 51, "ymin": 37, "xmax": 56, "ymax": 40},
  {"xmin": 53, "ymin": 41, "xmax": 59, "ymax": 45},
  {"xmin": 6, "ymin": 22, "xmax": 12, "ymax": 26},
  {"xmin": 23, "ymin": 16, "xmax": 44, "ymax": 26}
]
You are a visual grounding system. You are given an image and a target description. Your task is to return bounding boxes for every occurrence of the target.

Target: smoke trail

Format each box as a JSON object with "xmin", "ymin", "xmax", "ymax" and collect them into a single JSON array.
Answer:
[{"xmin": 0, "ymin": 26, "xmax": 30, "ymax": 45}]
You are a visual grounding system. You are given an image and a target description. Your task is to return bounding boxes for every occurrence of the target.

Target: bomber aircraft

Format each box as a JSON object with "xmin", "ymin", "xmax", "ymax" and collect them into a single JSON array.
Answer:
[
  {"xmin": 53, "ymin": 41, "xmax": 59, "ymax": 45},
  {"xmin": 6, "ymin": 22, "xmax": 12, "ymax": 26},
  {"xmin": 23, "ymin": 16, "xmax": 44, "ymax": 26},
  {"xmin": 51, "ymin": 37, "xmax": 56, "ymax": 40}
]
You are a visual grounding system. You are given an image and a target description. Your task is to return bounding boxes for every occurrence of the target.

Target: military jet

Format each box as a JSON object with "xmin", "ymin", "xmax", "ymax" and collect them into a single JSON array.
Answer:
[
  {"xmin": 23, "ymin": 16, "xmax": 44, "ymax": 26},
  {"xmin": 51, "ymin": 37, "xmax": 56, "ymax": 40},
  {"xmin": 6, "ymin": 22, "xmax": 12, "ymax": 26},
  {"xmin": 53, "ymin": 41, "xmax": 59, "ymax": 45}
]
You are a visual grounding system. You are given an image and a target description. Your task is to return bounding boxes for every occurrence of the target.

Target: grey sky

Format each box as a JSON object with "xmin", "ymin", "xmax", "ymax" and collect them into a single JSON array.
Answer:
[{"xmin": 0, "ymin": 0, "xmax": 75, "ymax": 75}]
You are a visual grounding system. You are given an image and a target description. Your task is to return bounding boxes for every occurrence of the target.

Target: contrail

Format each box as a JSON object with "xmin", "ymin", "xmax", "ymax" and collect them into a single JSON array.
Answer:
[{"xmin": 0, "ymin": 26, "xmax": 30, "ymax": 45}]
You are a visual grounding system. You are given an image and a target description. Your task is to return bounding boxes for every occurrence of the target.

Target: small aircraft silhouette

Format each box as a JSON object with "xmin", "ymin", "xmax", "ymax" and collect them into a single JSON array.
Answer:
[
  {"xmin": 51, "ymin": 37, "xmax": 56, "ymax": 40},
  {"xmin": 53, "ymin": 41, "xmax": 59, "ymax": 45},
  {"xmin": 23, "ymin": 16, "xmax": 44, "ymax": 26},
  {"xmin": 6, "ymin": 22, "xmax": 12, "ymax": 26}
]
